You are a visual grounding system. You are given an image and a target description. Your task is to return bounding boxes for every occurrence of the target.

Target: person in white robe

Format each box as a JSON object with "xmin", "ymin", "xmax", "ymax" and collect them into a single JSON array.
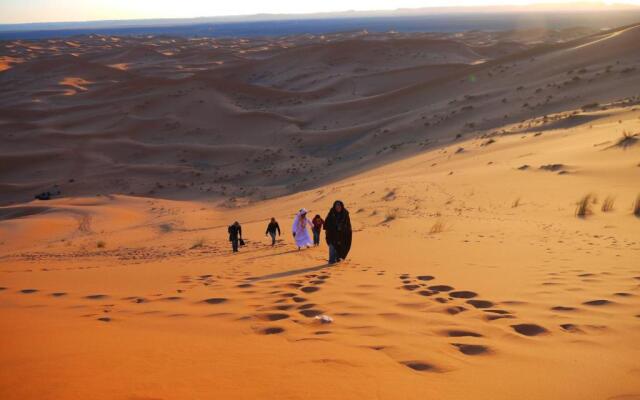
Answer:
[{"xmin": 292, "ymin": 208, "xmax": 313, "ymax": 249}]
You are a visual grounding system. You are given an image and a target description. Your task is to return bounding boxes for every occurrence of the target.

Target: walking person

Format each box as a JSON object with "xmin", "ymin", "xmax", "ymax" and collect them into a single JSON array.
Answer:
[
  {"xmin": 324, "ymin": 200, "xmax": 352, "ymax": 264},
  {"xmin": 265, "ymin": 217, "xmax": 281, "ymax": 246},
  {"xmin": 228, "ymin": 221, "xmax": 242, "ymax": 253},
  {"xmin": 292, "ymin": 208, "xmax": 313, "ymax": 250},
  {"xmin": 311, "ymin": 214, "xmax": 324, "ymax": 246}
]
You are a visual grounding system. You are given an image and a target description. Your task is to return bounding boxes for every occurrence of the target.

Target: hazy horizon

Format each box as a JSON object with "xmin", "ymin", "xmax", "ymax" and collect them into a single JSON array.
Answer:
[{"xmin": 1, "ymin": 0, "xmax": 640, "ymax": 25}]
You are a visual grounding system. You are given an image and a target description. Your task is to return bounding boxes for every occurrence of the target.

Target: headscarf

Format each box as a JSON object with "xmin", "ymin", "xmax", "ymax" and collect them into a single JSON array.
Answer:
[{"xmin": 297, "ymin": 208, "xmax": 309, "ymax": 229}]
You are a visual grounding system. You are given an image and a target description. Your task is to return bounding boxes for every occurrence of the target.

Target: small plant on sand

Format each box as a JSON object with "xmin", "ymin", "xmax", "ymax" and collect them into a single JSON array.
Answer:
[
  {"xmin": 190, "ymin": 238, "xmax": 206, "ymax": 249},
  {"xmin": 382, "ymin": 210, "xmax": 397, "ymax": 224},
  {"xmin": 601, "ymin": 196, "xmax": 615, "ymax": 212},
  {"xmin": 159, "ymin": 223, "xmax": 173, "ymax": 233},
  {"xmin": 96, "ymin": 240, "xmax": 106, "ymax": 249},
  {"xmin": 430, "ymin": 220, "xmax": 445, "ymax": 234},
  {"xmin": 575, "ymin": 194, "xmax": 594, "ymax": 218},
  {"xmin": 615, "ymin": 131, "xmax": 638, "ymax": 149},
  {"xmin": 634, "ymin": 194, "xmax": 640, "ymax": 217},
  {"xmin": 512, "ymin": 197, "xmax": 521, "ymax": 208}
]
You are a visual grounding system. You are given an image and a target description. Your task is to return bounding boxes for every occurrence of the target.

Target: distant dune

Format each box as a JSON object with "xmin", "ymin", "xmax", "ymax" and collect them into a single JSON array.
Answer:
[{"xmin": 1, "ymin": 24, "xmax": 640, "ymax": 205}]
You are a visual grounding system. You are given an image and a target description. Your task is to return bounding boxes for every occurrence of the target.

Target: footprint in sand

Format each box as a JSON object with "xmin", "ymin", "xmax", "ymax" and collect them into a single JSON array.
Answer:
[
  {"xmin": 446, "ymin": 306, "xmax": 467, "ymax": 315},
  {"xmin": 0, "ymin": 287, "xmax": 7, "ymax": 291},
  {"xmin": 257, "ymin": 313, "xmax": 289, "ymax": 321},
  {"xmin": 202, "ymin": 298, "xmax": 227, "ymax": 304},
  {"xmin": 292, "ymin": 296, "xmax": 307, "ymax": 303},
  {"xmin": 299, "ymin": 309, "xmax": 323, "ymax": 318},
  {"xmin": 261, "ymin": 327, "xmax": 285, "ymax": 335},
  {"xmin": 300, "ymin": 286, "xmax": 320, "ymax": 293},
  {"xmin": 97, "ymin": 317, "xmax": 111, "ymax": 322},
  {"xmin": 428, "ymin": 285, "xmax": 454, "ymax": 292},
  {"xmin": 551, "ymin": 306, "xmax": 577, "ymax": 312},
  {"xmin": 450, "ymin": 291, "xmax": 478, "ymax": 299},
  {"xmin": 416, "ymin": 275, "xmax": 435, "ymax": 281},
  {"xmin": 402, "ymin": 284, "xmax": 420, "ymax": 291},
  {"xmin": 20, "ymin": 289, "xmax": 38, "ymax": 294},
  {"xmin": 51, "ymin": 292, "xmax": 67, "ymax": 297},
  {"xmin": 85, "ymin": 294, "xmax": 109, "ymax": 300},
  {"xmin": 445, "ymin": 330, "xmax": 483, "ymax": 337},
  {"xmin": 401, "ymin": 361, "xmax": 439, "ymax": 372},
  {"xmin": 583, "ymin": 299, "xmax": 613, "ymax": 306},
  {"xmin": 466, "ymin": 299, "xmax": 494, "ymax": 309},
  {"xmin": 560, "ymin": 323, "xmax": 584, "ymax": 333},
  {"xmin": 452, "ymin": 343, "xmax": 490, "ymax": 355},
  {"xmin": 511, "ymin": 323, "xmax": 548, "ymax": 336}
]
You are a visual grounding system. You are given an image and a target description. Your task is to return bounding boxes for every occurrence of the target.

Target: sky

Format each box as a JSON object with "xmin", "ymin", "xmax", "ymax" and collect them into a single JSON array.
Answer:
[{"xmin": 0, "ymin": 0, "xmax": 636, "ymax": 24}]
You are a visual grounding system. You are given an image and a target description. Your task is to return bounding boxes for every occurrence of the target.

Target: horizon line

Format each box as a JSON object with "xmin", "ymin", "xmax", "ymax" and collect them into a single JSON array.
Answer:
[{"xmin": 2, "ymin": 1, "xmax": 640, "ymax": 27}]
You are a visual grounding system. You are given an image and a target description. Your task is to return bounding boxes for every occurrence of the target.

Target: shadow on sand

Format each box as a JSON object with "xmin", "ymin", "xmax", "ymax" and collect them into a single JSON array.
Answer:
[{"xmin": 246, "ymin": 263, "xmax": 332, "ymax": 282}]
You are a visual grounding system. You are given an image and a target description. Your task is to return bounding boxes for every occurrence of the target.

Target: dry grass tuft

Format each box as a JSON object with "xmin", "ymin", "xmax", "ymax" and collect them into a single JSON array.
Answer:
[
  {"xmin": 190, "ymin": 238, "xmax": 206, "ymax": 249},
  {"xmin": 601, "ymin": 196, "xmax": 615, "ymax": 212},
  {"xmin": 575, "ymin": 194, "xmax": 594, "ymax": 218},
  {"xmin": 382, "ymin": 210, "xmax": 397, "ymax": 224},
  {"xmin": 615, "ymin": 131, "xmax": 638, "ymax": 149},
  {"xmin": 430, "ymin": 220, "xmax": 445, "ymax": 234}
]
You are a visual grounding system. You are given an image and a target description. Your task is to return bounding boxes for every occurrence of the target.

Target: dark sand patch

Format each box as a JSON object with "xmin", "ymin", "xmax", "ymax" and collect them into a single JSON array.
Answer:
[
  {"xmin": 583, "ymin": 299, "xmax": 613, "ymax": 306},
  {"xmin": 511, "ymin": 323, "xmax": 548, "ymax": 336},
  {"xmin": 401, "ymin": 361, "xmax": 439, "ymax": 372},
  {"xmin": 202, "ymin": 298, "xmax": 228, "ymax": 304},
  {"xmin": 261, "ymin": 327, "xmax": 285, "ymax": 335},
  {"xmin": 85, "ymin": 294, "xmax": 109, "ymax": 300},
  {"xmin": 452, "ymin": 343, "xmax": 490, "ymax": 355},
  {"xmin": 446, "ymin": 330, "xmax": 483, "ymax": 337},
  {"xmin": 467, "ymin": 300, "xmax": 494, "ymax": 309},
  {"xmin": 450, "ymin": 291, "xmax": 478, "ymax": 299},
  {"xmin": 428, "ymin": 285, "xmax": 454, "ymax": 292}
]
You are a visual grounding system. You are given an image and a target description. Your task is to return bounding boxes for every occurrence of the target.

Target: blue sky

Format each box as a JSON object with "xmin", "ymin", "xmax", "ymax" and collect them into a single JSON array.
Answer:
[{"xmin": 0, "ymin": 0, "xmax": 633, "ymax": 24}]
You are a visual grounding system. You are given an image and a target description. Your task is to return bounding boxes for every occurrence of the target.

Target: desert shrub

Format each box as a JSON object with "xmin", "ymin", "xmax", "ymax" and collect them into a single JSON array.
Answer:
[
  {"xmin": 576, "ymin": 194, "xmax": 594, "ymax": 218},
  {"xmin": 190, "ymin": 238, "xmax": 206, "ymax": 249},
  {"xmin": 430, "ymin": 220, "xmax": 445, "ymax": 234},
  {"xmin": 616, "ymin": 131, "xmax": 638, "ymax": 149},
  {"xmin": 601, "ymin": 196, "xmax": 615, "ymax": 212},
  {"xmin": 382, "ymin": 210, "xmax": 397, "ymax": 224}
]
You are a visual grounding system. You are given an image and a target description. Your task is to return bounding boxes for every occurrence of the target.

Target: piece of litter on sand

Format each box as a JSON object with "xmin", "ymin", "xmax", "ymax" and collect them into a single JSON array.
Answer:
[{"xmin": 315, "ymin": 315, "xmax": 333, "ymax": 324}]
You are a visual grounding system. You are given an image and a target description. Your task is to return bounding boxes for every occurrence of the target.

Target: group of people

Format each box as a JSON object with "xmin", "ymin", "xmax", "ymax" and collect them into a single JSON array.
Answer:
[{"xmin": 227, "ymin": 200, "xmax": 352, "ymax": 264}]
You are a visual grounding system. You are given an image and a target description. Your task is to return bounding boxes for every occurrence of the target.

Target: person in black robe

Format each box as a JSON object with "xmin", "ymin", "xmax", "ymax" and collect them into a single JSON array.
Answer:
[
  {"xmin": 228, "ymin": 221, "xmax": 242, "ymax": 253},
  {"xmin": 323, "ymin": 200, "xmax": 352, "ymax": 263}
]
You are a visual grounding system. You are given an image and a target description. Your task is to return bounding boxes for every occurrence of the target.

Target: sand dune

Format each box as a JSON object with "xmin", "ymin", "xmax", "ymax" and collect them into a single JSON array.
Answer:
[{"xmin": 1, "ymin": 22, "xmax": 639, "ymax": 400}]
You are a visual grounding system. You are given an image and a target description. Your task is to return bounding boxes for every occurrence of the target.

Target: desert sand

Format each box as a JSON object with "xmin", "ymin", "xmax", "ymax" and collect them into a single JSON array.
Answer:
[{"xmin": 1, "ymin": 23, "xmax": 639, "ymax": 400}]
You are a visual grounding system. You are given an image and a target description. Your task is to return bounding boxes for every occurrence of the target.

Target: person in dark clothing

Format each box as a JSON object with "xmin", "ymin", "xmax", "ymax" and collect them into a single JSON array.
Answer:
[
  {"xmin": 323, "ymin": 200, "xmax": 352, "ymax": 264},
  {"xmin": 228, "ymin": 221, "xmax": 242, "ymax": 253},
  {"xmin": 311, "ymin": 214, "xmax": 324, "ymax": 246},
  {"xmin": 265, "ymin": 217, "xmax": 281, "ymax": 246}
]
